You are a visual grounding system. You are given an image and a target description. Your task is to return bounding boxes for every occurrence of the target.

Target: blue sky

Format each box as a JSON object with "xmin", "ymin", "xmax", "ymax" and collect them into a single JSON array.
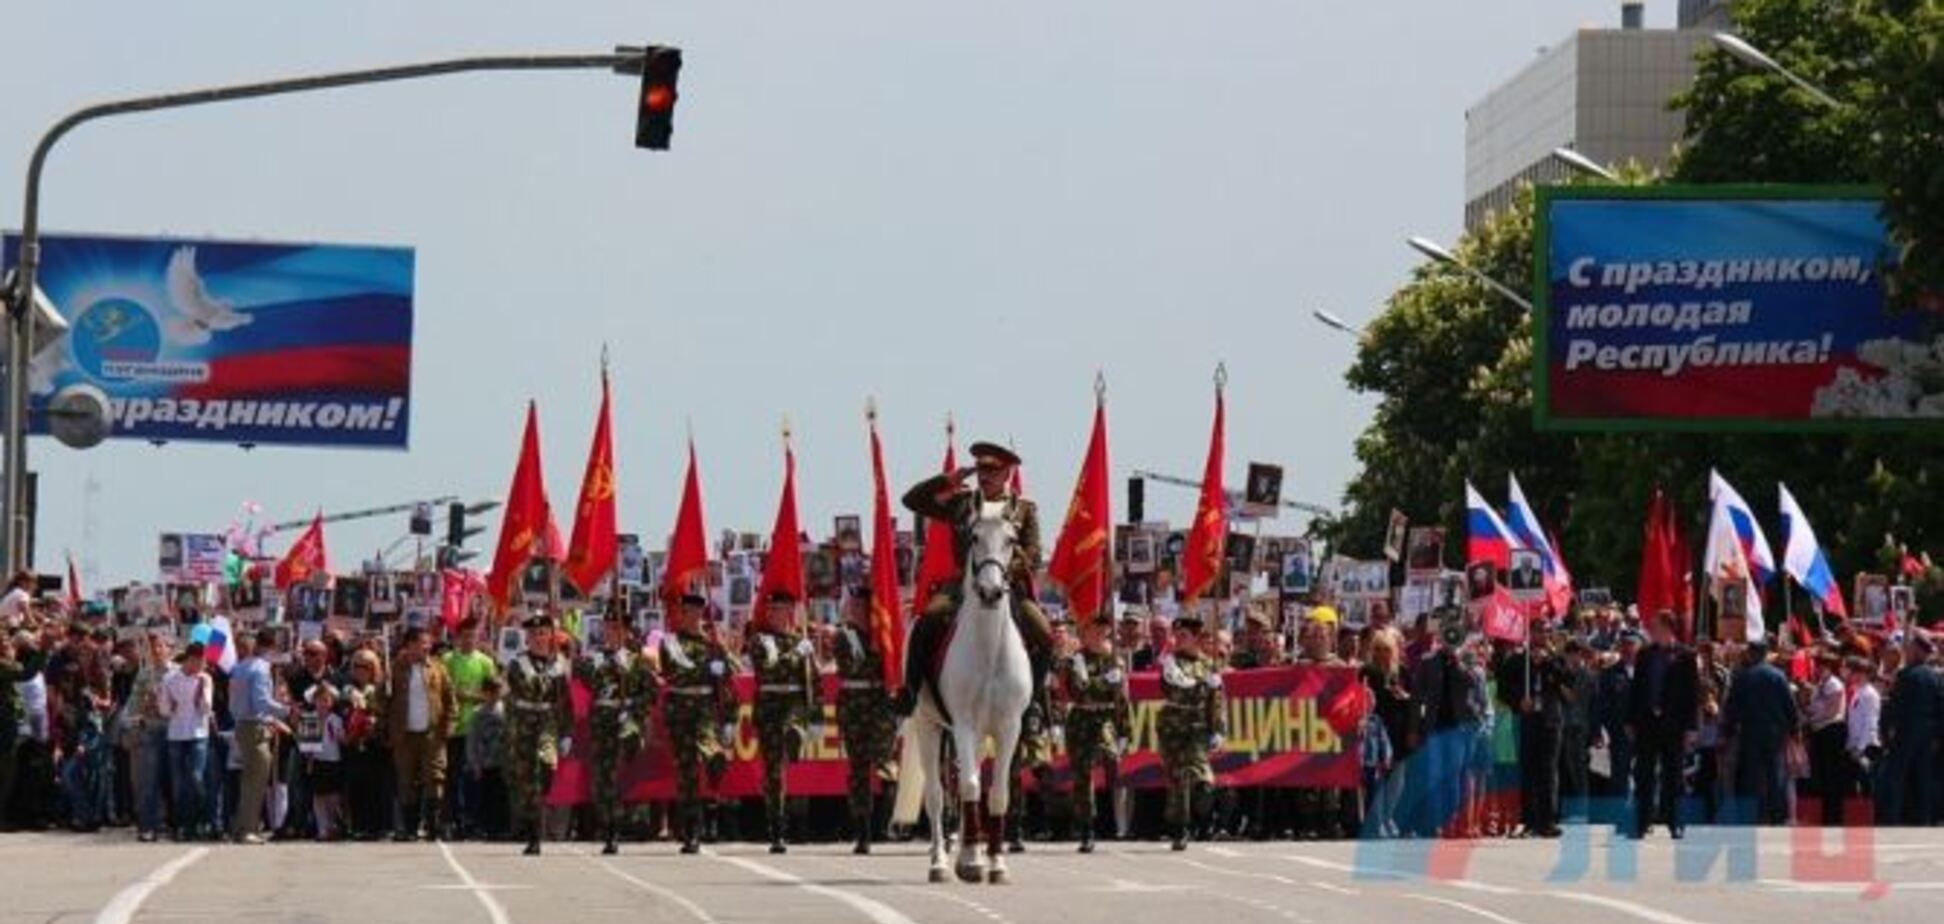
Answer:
[{"xmin": 5, "ymin": 0, "xmax": 1675, "ymax": 587}]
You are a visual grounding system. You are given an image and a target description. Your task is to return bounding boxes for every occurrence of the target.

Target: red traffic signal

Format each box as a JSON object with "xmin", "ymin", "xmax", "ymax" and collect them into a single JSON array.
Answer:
[{"xmin": 635, "ymin": 47, "xmax": 682, "ymax": 150}]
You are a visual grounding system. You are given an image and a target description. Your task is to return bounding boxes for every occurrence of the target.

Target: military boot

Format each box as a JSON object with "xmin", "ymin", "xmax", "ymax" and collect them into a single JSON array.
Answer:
[
  {"xmin": 679, "ymin": 807, "xmax": 701, "ymax": 855},
  {"xmin": 1170, "ymin": 823, "xmax": 1188, "ymax": 852},
  {"xmin": 768, "ymin": 817, "xmax": 788, "ymax": 855},
  {"xmin": 1078, "ymin": 827, "xmax": 1095, "ymax": 854},
  {"xmin": 602, "ymin": 823, "xmax": 619, "ymax": 856},
  {"xmin": 523, "ymin": 823, "xmax": 542, "ymax": 856},
  {"xmin": 852, "ymin": 801, "xmax": 873, "ymax": 855}
]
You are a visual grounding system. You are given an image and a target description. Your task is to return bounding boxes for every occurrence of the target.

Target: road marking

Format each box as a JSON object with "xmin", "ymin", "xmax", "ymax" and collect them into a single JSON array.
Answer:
[
  {"xmin": 1282, "ymin": 853, "xmax": 1514, "ymax": 893},
  {"xmin": 1178, "ymin": 857, "xmax": 1360, "ymax": 896},
  {"xmin": 94, "ymin": 847, "xmax": 210, "ymax": 924},
  {"xmin": 573, "ymin": 849, "xmax": 718, "ymax": 924},
  {"xmin": 1204, "ymin": 845, "xmax": 1245, "ymax": 858},
  {"xmin": 437, "ymin": 841, "xmax": 513, "ymax": 924},
  {"xmin": 1545, "ymin": 890, "xmax": 1706, "ymax": 924},
  {"xmin": 813, "ymin": 857, "xmax": 1015, "ymax": 924},
  {"xmin": 1074, "ymin": 853, "xmax": 1309, "ymax": 922},
  {"xmin": 710, "ymin": 851, "xmax": 919, "ymax": 924},
  {"xmin": 1309, "ymin": 880, "xmax": 1359, "ymax": 896},
  {"xmin": 1405, "ymin": 893, "xmax": 1529, "ymax": 924}
]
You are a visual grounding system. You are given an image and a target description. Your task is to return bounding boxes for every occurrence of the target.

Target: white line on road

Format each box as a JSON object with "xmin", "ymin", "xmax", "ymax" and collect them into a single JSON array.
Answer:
[
  {"xmin": 574, "ymin": 849, "xmax": 719, "ymax": 924},
  {"xmin": 438, "ymin": 841, "xmax": 513, "ymax": 924},
  {"xmin": 1283, "ymin": 853, "xmax": 1517, "ymax": 894},
  {"xmin": 1545, "ymin": 890, "xmax": 1708, "ymax": 924},
  {"xmin": 1178, "ymin": 857, "xmax": 1361, "ymax": 896},
  {"xmin": 93, "ymin": 847, "xmax": 210, "ymax": 924},
  {"xmin": 1404, "ymin": 893, "xmax": 1529, "ymax": 924},
  {"xmin": 1309, "ymin": 881, "xmax": 1359, "ymax": 896},
  {"xmin": 710, "ymin": 851, "xmax": 919, "ymax": 924},
  {"xmin": 812, "ymin": 856, "xmax": 1015, "ymax": 924}
]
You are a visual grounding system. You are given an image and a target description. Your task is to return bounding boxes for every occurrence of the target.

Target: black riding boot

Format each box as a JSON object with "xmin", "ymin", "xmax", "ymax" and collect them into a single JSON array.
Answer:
[{"xmin": 853, "ymin": 792, "xmax": 873, "ymax": 854}]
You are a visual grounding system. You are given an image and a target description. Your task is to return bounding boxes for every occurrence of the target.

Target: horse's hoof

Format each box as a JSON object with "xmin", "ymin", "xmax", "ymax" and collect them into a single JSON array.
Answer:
[
  {"xmin": 929, "ymin": 868, "xmax": 949, "ymax": 884},
  {"xmin": 955, "ymin": 864, "xmax": 984, "ymax": 884},
  {"xmin": 987, "ymin": 868, "xmax": 1010, "ymax": 885}
]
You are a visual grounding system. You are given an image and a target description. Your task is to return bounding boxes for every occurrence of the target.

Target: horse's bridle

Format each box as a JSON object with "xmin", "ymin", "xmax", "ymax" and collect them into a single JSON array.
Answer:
[{"xmin": 965, "ymin": 499, "xmax": 1017, "ymax": 602}]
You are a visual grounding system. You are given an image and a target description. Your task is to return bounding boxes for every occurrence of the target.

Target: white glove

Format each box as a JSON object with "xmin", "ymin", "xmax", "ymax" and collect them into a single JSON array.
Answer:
[
  {"xmin": 709, "ymin": 660, "xmax": 726, "ymax": 677},
  {"xmin": 1050, "ymin": 725, "xmax": 1066, "ymax": 748},
  {"xmin": 808, "ymin": 722, "xmax": 825, "ymax": 744},
  {"xmin": 1105, "ymin": 669, "xmax": 1123, "ymax": 684},
  {"xmin": 1206, "ymin": 673, "xmax": 1223, "ymax": 690},
  {"xmin": 1117, "ymin": 737, "xmax": 1132, "ymax": 756},
  {"xmin": 559, "ymin": 736, "xmax": 573, "ymax": 758},
  {"xmin": 719, "ymin": 723, "xmax": 736, "ymax": 745},
  {"xmin": 1207, "ymin": 734, "xmax": 1225, "ymax": 753},
  {"xmin": 795, "ymin": 639, "xmax": 816, "ymax": 658}
]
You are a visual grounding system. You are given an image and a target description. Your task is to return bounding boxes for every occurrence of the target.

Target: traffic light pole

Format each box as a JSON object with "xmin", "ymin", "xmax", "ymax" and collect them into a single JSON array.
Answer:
[{"xmin": 4, "ymin": 50, "xmax": 649, "ymax": 575}]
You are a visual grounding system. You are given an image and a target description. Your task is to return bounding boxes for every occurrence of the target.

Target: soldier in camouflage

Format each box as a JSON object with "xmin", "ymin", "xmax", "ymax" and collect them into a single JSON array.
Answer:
[
  {"xmin": 1157, "ymin": 613, "xmax": 1226, "ymax": 851},
  {"xmin": 1056, "ymin": 615, "xmax": 1132, "ymax": 853},
  {"xmin": 575, "ymin": 609, "xmax": 658, "ymax": 855},
  {"xmin": 834, "ymin": 586, "xmax": 896, "ymax": 855},
  {"xmin": 659, "ymin": 592, "xmax": 734, "ymax": 855},
  {"xmin": 749, "ymin": 589, "xmax": 821, "ymax": 854},
  {"xmin": 0, "ymin": 630, "xmax": 46, "ymax": 817},
  {"xmin": 503, "ymin": 613, "xmax": 572, "ymax": 856}
]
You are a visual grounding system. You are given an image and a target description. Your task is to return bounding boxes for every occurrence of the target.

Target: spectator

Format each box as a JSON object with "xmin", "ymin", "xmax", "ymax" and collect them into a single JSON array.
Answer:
[
  {"xmin": 1627, "ymin": 611, "xmax": 1699, "ymax": 839},
  {"xmin": 387, "ymin": 627, "xmax": 456, "ymax": 841},
  {"xmin": 228, "ymin": 628, "xmax": 291, "ymax": 844},
  {"xmin": 308, "ymin": 683, "xmax": 347, "ymax": 841},
  {"xmin": 1879, "ymin": 631, "xmax": 1942, "ymax": 826},
  {"xmin": 442, "ymin": 619, "xmax": 497, "ymax": 838},
  {"xmin": 124, "ymin": 634, "xmax": 172, "ymax": 842},
  {"xmin": 341, "ymin": 649, "xmax": 389, "ymax": 840},
  {"xmin": 1723, "ymin": 640, "xmax": 1800, "ymax": 826},
  {"xmin": 1805, "ymin": 650, "xmax": 1850, "ymax": 826},
  {"xmin": 161, "ymin": 641, "xmax": 214, "ymax": 841},
  {"xmin": 1844, "ymin": 656, "xmax": 1881, "ymax": 805},
  {"xmin": 466, "ymin": 676, "xmax": 508, "ymax": 841}
]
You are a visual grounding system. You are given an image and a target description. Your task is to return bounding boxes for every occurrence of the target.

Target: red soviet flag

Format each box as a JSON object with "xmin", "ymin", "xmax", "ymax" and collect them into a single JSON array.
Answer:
[
  {"xmin": 487, "ymin": 403, "xmax": 550, "ymax": 610},
  {"xmin": 563, "ymin": 373, "xmax": 618, "ymax": 595},
  {"xmin": 910, "ymin": 427, "xmax": 960, "ymax": 614},
  {"xmin": 754, "ymin": 441, "xmax": 806, "ymax": 606},
  {"xmin": 66, "ymin": 552, "xmax": 83, "ymax": 612},
  {"xmin": 274, "ymin": 512, "xmax": 329, "ymax": 591},
  {"xmin": 661, "ymin": 441, "xmax": 710, "ymax": 608},
  {"xmin": 1048, "ymin": 391, "xmax": 1112, "ymax": 622},
  {"xmin": 1180, "ymin": 383, "xmax": 1228, "ymax": 602},
  {"xmin": 868, "ymin": 409, "xmax": 906, "ymax": 689}
]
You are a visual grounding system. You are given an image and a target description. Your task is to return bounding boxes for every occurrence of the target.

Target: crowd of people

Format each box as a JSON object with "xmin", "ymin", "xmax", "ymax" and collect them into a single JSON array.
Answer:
[{"xmin": 3, "ymin": 559, "xmax": 1939, "ymax": 851}]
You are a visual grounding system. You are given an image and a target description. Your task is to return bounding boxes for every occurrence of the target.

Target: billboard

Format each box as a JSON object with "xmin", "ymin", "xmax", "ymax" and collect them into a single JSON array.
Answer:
[
  {"xmin": 1535, "ymin": 186, "xmax": 1938, "ymax": 430},
  {"xmin": 7, "ymin": 232, "xmax": 415, "ymax": 447}
]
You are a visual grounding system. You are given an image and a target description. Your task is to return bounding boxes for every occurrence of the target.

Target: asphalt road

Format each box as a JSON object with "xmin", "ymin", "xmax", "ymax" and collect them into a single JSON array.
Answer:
[{"xmin": 2, "ymin": 828, "xmax": 1938, "ymax": 924}]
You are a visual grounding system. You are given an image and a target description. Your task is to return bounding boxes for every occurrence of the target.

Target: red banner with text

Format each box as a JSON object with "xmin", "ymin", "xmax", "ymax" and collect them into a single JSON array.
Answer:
[{"xmin": 546, "ymin": 664, "xmax": 1368, "ymax": 806}]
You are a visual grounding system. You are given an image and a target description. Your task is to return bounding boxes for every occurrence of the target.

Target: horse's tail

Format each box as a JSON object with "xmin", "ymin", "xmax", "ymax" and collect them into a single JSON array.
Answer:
[{"xmin": 890, "ymin": 714, "xmax": 926, "ymax": 826}]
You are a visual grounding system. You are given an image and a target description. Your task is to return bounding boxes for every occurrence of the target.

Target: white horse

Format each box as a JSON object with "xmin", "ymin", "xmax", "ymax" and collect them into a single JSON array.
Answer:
[{"xmin": 891, "ymin": 497, "xmax": 1034, "ymax": 884}]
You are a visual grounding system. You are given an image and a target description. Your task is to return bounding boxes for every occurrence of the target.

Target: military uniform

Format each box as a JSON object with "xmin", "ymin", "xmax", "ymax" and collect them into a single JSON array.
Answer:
[
  {"xmin": 1157, "ymin": 628, "xmax": 1226, "ymax": 851},
  {"xmin": 834, "ymin": 619, "xmax": 895, "ymax": 853},
  {"xmin": 574, "ymin": 631, "xmax": 657, "ymax": 853},
  {"xmin": 503, "ymin": 624, "xmax": 571, "ymax": 856},
  {"xmin": 0, "ymin": 641, "xmax": 46, "ymax": 817},
  {"xmin": 1056, "ymin": 640, "xmax": 1132, "ymax": 852},
  {"xmin": 750, "ymin": 612, "xmax": 820, "ymax": 853},
  {"xmin": 898, "ymin": 446, "xmax": 1052, "ymax": 711},
  {"xmin": 659, "ymin": 610, "xmax": 734, "ymax": 854}
]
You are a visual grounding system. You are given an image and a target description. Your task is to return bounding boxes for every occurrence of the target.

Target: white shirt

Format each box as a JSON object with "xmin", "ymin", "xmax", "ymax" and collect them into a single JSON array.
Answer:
[
  {"xmin": 16, "ymin": 674, "xmax": 47, "ymax": 741},
  {"xmin": 1847, "ymin": 683, "xmax": 1882, "ymax": 756},
  {"xmin": 0, "ymin": 587, "xmax": 29, "ymax": 625},
  {"xmin": 1808, "ymin": 674, "xmax": 1847, "ymax": 731},
  {"xmin": 405, "ymin": 664, "xmax": 430, "ymax": 733},
  {"xmin": 160, "ymin": 668, "xmax": 213, "ymax": 741}
]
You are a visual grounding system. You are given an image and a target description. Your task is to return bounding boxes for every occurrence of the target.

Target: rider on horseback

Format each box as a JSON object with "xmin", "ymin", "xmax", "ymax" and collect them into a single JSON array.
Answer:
[{"xmin": 895, "ymin": 441, "xmax": 1054, "ymax": 716}]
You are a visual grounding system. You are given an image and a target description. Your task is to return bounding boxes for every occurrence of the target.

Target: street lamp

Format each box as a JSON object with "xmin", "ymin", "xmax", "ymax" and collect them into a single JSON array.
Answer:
[
  {"xmin": 1407, "ymin": 235, "xmax": 1534, "ymax": 312},
  {"xmin": 2, "ymin": 47, "xmax": 668, "ymax": 574},
  {"xmin": 1311, "ymin": 308, "xmax": 1364, "ymax": 339},
  {"xmin": 1711, "ymin": 33, "xmax": 1843, "ymax": 109},
  {"xmin": 1550, "ymin": 147, "xmax": 1618, "ymax": 181}
]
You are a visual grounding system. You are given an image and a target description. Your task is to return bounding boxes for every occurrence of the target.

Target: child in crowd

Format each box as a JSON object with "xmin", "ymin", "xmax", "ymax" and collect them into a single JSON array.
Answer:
[
  {"xmin": 308, "ymin": 683, "xmax": 347, "ymax": 840},
  {"xmin": 466, "ymin": 676, "xmax": 508, "ymax": 841}
]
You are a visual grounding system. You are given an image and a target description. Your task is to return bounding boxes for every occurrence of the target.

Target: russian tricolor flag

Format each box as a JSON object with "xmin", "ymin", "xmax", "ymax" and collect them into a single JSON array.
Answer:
[
  {"xmin": 1706, "ymin": 470, "xmax": 1777, "ymax": 642},
  {"xmin": 1779, "ymin": 483, "xmax": 1847, "ymax": 619},
  {"xmin": 1505, "ymin": 474, "xmax": 1574, "ymax": 614},
  {"xmin": 1465, "ymin": 480, "xmax": 1523, "ymax": 570},
  {"xmin": 201, "ymin": 614, "xmax": 239, "ymax": 673}
]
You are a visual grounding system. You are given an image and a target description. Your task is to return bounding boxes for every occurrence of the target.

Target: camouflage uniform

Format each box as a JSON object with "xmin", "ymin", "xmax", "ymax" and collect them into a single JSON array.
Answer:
[
  {"xmin": 659, "ymin": 628, "xmax": 733, "ymax": 852},
  {"xmin": 0, "ymin": 643, "xmax": 46, "ymax": 815},
  {"xmin": 503, "ymin": 648, "xmax": 571, "ymax": 851},
  {"xmin": 750, "ymin": 625, "xmax": 820, "ymax": 850},
  {"xmin": 573, "ymin": 643, "xmax": 657, "ymax": 850},
  {"xmin": 1157, "ymin": 650, "xmax": 1226, "ymax": 846},
  {"xmin": 834, "ymin": 622, "xmax": 895, "ymax": 847},
  {"xmin": 1056, "ymin": 645, "xmax": 1132, "ymax": 843}
]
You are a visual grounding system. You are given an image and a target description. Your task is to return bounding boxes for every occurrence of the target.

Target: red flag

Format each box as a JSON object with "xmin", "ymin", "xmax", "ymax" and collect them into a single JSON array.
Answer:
[
  {"xmin": 1637, "ymin": 489, "xmax": 1695, "ymax": 639},
  {"xmin": 274, "ymin": 512, "xmax": 329, "ymax": 591},
  {"xmin": 66, "ymin": 552, "xmax": 83, "ymax": 611},
  {"xmin": 754, "ymin": 440, "xmax": 806, "ymax": 607},
  {"xmin": 1048, "ymin": 392, "xmax": 1112, "ymax": 622},
  {"xmin": 1482, "ymin": 586, "xmax": 1527, "ymax": 643},
  {"xmin": 487, "ymin": 403, "xmax": 550, "ymax": 609},
  {"xmin": 1181, "ymin": 383, "xmax": 1227, "ymax": 601},
  {"xmin": 661, "ymin": 441, "xmax": 710, "ymax": 608},
  {"xmin": 563, "ymin": 373, "xmax": 619, "ymax": 595},
  {"xmin": 910, "ymin": 427, "xmax": 960, "ymax": 614},
  {"xmin": 868, "ymin": 411, "xmax": 906, "ymax": 689}
]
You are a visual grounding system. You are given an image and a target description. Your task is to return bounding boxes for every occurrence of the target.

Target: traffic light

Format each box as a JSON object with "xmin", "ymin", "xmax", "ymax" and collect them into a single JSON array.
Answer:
[
  {"xmin": 635, "ymin": 46, "xmax": 682, "ymax": 150},
  {"xmin": 1127, "ymin": 477, "xmax": 1145, "ymax": 523},
  {"xmin": 447, "ymin": 501, "xmax": 467, "ymax": 549}
]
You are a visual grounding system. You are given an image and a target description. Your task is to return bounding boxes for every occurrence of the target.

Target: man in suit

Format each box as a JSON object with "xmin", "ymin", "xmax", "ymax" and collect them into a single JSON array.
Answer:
[
  {"xmin": 389, "ymin": 627, "xmax": 459, "ymax": 841},
  {"xmin": 1593, "ymin": 631, "xmax": 1640, "ymax": 816},
  {"xmin": 1722, "ymin": 639, "xmax": 1800, "ymax": 826},
  {"xmin": 1879, "ymin": 630, "xmax": 1943, "ymax": 825},
  {"xmin": 1626, "ymin": 611, "xmax": 1699, "ymax": 838}
]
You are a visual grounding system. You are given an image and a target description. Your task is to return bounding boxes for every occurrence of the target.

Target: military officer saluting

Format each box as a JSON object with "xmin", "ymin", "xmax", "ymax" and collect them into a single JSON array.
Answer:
[
  {"xmin": 749, "ymin": 588, "xmax": 821, "ymax": 854},
  {"xmin": 1056, "ymin": 613, "xmax": 1133, "ymax": 854},
  {"xmin": 503, "ymin": 612, "xmax": 572, "ymax": 856},
  {"xmin": 835, "ymin": 586, "xmax": 896, "ymax": 854},
  {"xmin": 659, "ymin": 592, "xmax": 735, "ymax": 855},
  {"xmin": 575, "ymin": 608, "xmax": 657, "ymax": 855},
  {"xmin": 1157, "ymin": 613, "xmax": 1226, "ymax": 852},
  {"xmin": 898, "ymin": 442, "xmax": 1052, "ymax": 715}
]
